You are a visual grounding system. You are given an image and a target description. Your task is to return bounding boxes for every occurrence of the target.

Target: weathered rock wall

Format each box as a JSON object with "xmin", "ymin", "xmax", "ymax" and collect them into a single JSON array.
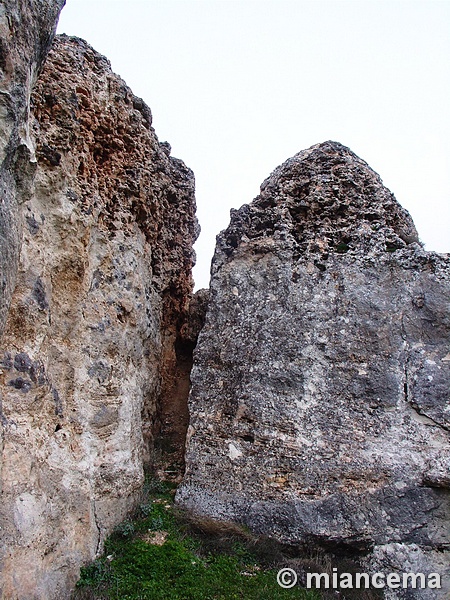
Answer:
[
  {"xmin": 0, "ymin": 0, "xmax": 65, "ymax": 338},
  {"xmin": 0, "ymin": 35, "xmax": 198, "ymax": 599},
  {"xmin": 177, "ymin": 142, "xmax": 450, "ymax": 597}
]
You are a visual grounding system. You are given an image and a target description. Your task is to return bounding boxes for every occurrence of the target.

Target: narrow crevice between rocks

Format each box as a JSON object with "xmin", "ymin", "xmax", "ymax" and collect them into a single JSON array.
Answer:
[
  {"xmin": 403, "ymin": 366, "xmax": 409, "ymax": 405},
  {"xmin": 92, "ymin": 499, "xmax": 101, "ymax": 556},
  {"xmin": 151, "ymin": 289, "xmax": 209, "ymax": 482},
  {"xmin": 408, "ymin": 402, "xmax": 450, "ymax": 432}
]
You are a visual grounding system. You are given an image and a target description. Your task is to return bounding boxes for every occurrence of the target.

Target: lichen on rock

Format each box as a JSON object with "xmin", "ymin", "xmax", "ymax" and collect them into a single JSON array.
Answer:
[{"xmin": 177, "ymin": 141, "xmax": 450, "ymax": 596}]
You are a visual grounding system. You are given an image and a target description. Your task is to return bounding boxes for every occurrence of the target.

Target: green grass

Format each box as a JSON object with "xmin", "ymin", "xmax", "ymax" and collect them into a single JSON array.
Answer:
[{"xmin": 72, "ymin": 478, "xmax": 320, "ymax": 600}]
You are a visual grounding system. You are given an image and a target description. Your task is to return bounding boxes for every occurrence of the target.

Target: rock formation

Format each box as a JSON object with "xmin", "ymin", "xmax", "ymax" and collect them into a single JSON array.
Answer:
[
  {"xmin": 177, "ymin": 141, "xmax": 450, "ymax": 597},
  {"xmin": 0, "ymin": 0, "xmax": 66, "ymax": 337},
  {"xmin": 1, "ymin": 3, "xmax": 448, "ymax": 598},
  {"xmin": 0, "ymin": 34, "xmax": 198, "ymax": 598}
]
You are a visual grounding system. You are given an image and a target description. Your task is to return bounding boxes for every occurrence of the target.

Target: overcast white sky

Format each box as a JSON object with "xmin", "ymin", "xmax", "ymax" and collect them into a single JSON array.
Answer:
[{"xmin": 57, "ymin": 0, "xmax": 450, "ymax": 289}]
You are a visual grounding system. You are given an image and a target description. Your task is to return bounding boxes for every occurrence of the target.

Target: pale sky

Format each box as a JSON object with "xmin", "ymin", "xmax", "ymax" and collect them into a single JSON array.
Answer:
[{"xmin": 57, "ymin": 0, "xmax": 450, "ymax": 290}]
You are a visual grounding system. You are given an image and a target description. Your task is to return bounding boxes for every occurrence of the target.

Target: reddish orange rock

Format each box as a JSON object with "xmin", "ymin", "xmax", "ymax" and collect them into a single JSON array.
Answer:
[{"xmin": 0, "ymin": 35, "xmax": 198, "ymax": 598}]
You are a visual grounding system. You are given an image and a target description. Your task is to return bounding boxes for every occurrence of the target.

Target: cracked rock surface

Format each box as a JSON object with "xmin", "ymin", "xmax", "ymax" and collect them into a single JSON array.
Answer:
[
  {"xmin": 0, "ymin": 35, "xmax": 198, "ymax": 599},
  {"xmin": 177, "ymin": 141, "xmax": 450, "ymax": 596}
]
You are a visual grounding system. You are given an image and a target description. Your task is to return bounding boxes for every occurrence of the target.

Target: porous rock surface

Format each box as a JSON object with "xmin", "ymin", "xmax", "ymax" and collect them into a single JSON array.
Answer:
[
  {"xmin": 177, "ymin": 141, "xmax": 450, "ymax": 597},
  {"xmin": 0, "ymin": 0, "xmax": 65, "ymax": 337},
  {"xmin": 0, "ymin": 35, "xmax": 198, "ymax": 598}
]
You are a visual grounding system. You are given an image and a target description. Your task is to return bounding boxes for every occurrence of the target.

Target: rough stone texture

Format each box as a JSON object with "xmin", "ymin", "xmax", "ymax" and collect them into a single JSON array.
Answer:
[
  {"xmin": 0, "ymin": 0, "xmax": 65, "ymax": 338},
  {"xmin": 0, "ymin": 35, "xmax": 198, "ymax": 599},
  {"xmin": 364, "ymin": 544, "xmax": 450, "ymax": 600},
  {"xmin": 177, "ymin": 142, "xmax": 450, "ymax": 597}
]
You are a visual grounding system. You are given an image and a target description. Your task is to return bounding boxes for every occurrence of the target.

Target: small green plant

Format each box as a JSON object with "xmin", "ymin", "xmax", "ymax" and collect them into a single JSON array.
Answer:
[
  {"xmin": 112, "ymin": 520, "xmax": 135, "ymax": 540},
  {"xmin": 77, "ymin": 558, "xmax": 111, "ymax": 588},
  {"xmin": 335, "ymin": 242, "xmax": 349, "ymax": 253},
  {"xmin": 138, "ymin": 503, "xmax": 153, "ymax": 518},
  {"xmin": 148, "ymin": 515, "xmax": 164, "ymax": 531}
]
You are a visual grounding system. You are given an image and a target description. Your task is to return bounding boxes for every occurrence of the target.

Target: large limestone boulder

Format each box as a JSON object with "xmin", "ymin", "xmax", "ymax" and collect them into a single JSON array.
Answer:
[
  {"xmin": 177, "ymin": 141, "xmax": 450, "ymax": 596},
  {"xmin": 0, "ymin": 35, "xmax": 198, "ymax": 598}
]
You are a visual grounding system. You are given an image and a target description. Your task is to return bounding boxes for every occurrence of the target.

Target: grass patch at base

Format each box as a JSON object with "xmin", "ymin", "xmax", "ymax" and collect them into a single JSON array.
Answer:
[{"xmin": 73, "ymin": 478, "xmax": 319, "ymax": 600}]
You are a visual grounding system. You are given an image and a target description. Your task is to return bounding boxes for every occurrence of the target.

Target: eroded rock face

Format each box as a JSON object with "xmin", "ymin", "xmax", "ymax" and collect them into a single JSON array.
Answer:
[
  {"xmin": 177, "ymin": 141, "xmax": 450, "ymax": 596},
  {"xmin": 0, "ymin": 35, "xmax": 198, "ymax": 598},
  {"xmin": 0, "ymin": 0, "xmax": 65, "ymax": 337}
]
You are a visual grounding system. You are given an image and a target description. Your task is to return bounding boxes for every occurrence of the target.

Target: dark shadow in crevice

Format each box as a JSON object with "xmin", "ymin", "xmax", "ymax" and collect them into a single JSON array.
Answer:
[{"xmin": 151, "ymin": 288, "xmax": 210, "ymax": 482}]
